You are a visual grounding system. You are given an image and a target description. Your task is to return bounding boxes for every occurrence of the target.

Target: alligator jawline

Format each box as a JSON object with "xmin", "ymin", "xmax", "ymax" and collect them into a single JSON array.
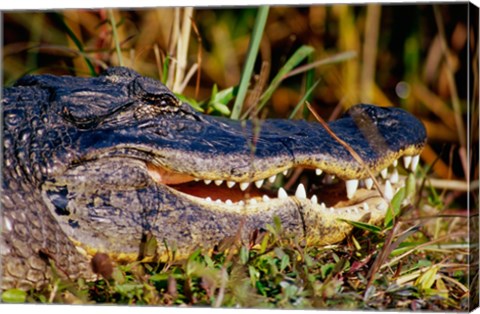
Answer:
[{"xmin": 145, "ymin": 155, "xmax": 419, "ymax": 213}]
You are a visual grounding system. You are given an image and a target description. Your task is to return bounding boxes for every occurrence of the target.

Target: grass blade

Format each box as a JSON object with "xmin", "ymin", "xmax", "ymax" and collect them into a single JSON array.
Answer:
[
  {"xmin": 242, "ymin": 45, "xmax": 314, "ymax": 119},
  {"xmin": 283, "ymin": 50, "xmax": 357, "ymax": 79},
  {"xmin": 338, "ymin": 219, "xmax": 383, "ymax": 234},
  {"xmin": 302, "ymin": 52, "xmax": 316, "ymax": 118},
  {"xmin": 52, "ymin": 13, "xmax": 96, "ymax": 76},
  {"xmin": 230, "ymin": 6, "xmax": 269, "ymax": 120},
  {"xmin": 108, "ymin": 9, "xmax": 124, "ymax": 67},
  {"xmin": 384, "ymin": 187, "xmax": 406, "ymax": 228},
  {"xmin": 288, "ymin": 79, "xmax": 321, "ymax": 119}
]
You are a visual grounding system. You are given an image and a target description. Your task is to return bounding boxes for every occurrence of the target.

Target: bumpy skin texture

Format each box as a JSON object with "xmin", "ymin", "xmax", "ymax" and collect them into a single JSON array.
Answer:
[{"xmin": 1, "ymin": 67, "xmax": 427, "ymax": 291}]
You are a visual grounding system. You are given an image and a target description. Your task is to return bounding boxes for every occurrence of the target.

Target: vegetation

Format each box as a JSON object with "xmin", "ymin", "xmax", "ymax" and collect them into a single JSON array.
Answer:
[{"xmin": 2, "ymin": 4, "xmax": 478, "ymax": 310}]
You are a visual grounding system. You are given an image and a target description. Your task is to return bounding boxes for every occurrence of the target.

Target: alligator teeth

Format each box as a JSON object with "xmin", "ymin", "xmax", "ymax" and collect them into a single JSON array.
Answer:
[
  {"xmin": 255, "ymin": 179, "xmax": 264, "ymax": 189},
  {"xmin": 238, "ymin": 200, "xmax": 245, "ymax": 206},
  {"xmin": 315, "ymin": 169, "xmax": 323, "ymax": 176},
  {"xmin": 411, "ymin": 155, "xmax": 420, "ymax": 171},
  {"xmin": 363, "ymin": 202, "xmax": 369, "ymax": 211},
  {"xmin": 384, "ymin": 180, "xmax": 393, "ymax": 200},
  {"xmin": 380, "ymin": 168, "xmax": 388, "ymax": 179},
  {"xmin": 263, "ymin": 195, "xmax": 270, "ymax": 202},
  {"xmin": 403, "ymin": 156, "xmax": 412, "ymax": 169},
  {"xmin": 205, "ymin": 197, "xmax": 212, "ymax": 202},
  {"xmin": 239, "ymin": 182, "xmax": 250, "ymax": 191},
  {"xmin": 249, "ymin": 199, "xmax": 257, "ymax": 205},
  {"xmin": 393, "ymin": 159, "xmax": 398, "ymax": 167},
  {"xmin": 311, "ymin": 195, "xmax": 318, "ymax": 204},
  {"xmin": 226, "ymin": 181, "xmax": 236, "ymax": 188},
  {"xmin": 390, "ymin": 168, "xmax": 399, "ymax": 184},
  {"xmin": 268, "ymin": 174, "xmax": 277, "ymax": 183},
  {"xmin": 214, "ymin": 180, "xmax": 223, "ymax": 186},
  {"xmin": 204, "ymin": 180, "xmax": 212, "ymax": 185},
  {"xmin": 215, "ymin": 199, "xmax": 222, "ymax": 204},
  {"xmin": 225, "ymin": 199, "xmax": 233, "ymax": 205},
  {"xmin": 364, "ymin": 178, "xmax": 374, "ymax": 190},
  {"xmin": 319, "ymin": 202, "xmax": 326, "ymax": 210},
  {"xmin": 283, "ymin": 169, "xmax": 289, "ymax": 176},
  {"xmin": 345, "ymin": 179, "xmax": 359, "ymax": 199},
  {"xmin": 278, "ymin": 188, "xmax": 288, "ymax": 199},
  {"xmin": 295, "ymin": 183, "xmax": 307, "ymax": 199}
]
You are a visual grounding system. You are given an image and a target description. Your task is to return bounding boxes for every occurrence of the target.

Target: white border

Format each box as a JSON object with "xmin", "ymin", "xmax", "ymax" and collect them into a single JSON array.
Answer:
[
  {"xmin": 0, "ymin": 0, "xmax": 478, "ymax": 10},
  {"xmin": 1, "ymin": 1, "xmax": 478, "ymax": 313}
]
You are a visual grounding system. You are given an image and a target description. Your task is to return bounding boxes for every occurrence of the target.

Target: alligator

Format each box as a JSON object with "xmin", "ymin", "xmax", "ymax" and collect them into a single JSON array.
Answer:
[{"xmin": 1, "ymin": 67, "xmax": 427, "ymax": 291}]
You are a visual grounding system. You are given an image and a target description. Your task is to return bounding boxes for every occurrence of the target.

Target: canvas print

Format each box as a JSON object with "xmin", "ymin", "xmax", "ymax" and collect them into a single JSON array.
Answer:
[{"xmin": 1, "ymin": 3, "xmax": 478, "ymax": 311}]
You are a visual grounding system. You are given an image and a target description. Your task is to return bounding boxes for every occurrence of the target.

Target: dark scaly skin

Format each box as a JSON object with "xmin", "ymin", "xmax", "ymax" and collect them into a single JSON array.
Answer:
[{"xmin": 1, "ymin": 67, "xmax": 427, "ymax": 291}]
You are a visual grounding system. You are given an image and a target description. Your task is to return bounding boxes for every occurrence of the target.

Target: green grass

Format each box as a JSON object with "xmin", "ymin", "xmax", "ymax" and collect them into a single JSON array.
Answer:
[{"xmin": 230, "ymin": 6, "xmax": 269, "ymax": 120}]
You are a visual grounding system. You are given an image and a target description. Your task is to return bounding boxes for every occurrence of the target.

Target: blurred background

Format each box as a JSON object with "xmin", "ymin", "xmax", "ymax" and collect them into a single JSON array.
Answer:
[{"xmin": 2, "ymin": 4, "xmax": 478, "ymax": 192}]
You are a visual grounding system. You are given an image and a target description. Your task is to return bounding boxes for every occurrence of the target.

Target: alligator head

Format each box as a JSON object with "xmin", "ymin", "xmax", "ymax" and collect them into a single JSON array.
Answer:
[{"xmin": 4, "ymin": 67, "xmax": 426, "ymax": 265}]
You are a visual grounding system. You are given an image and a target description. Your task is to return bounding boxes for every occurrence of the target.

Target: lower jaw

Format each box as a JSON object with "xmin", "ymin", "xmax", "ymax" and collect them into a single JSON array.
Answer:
[{"xmin": 71, "ymin": 175, "xmax": 403, "ymax": 265}]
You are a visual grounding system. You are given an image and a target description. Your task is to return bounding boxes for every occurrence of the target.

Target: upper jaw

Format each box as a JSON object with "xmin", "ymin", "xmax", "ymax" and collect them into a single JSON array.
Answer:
[{"xmin": 105, "ymin": 105, "xmax": 425, "ymax": 181}]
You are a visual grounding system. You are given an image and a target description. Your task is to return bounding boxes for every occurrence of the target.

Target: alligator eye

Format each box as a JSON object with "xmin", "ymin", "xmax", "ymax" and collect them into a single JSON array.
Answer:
[{"xmin": 158, "ymin": 94, "xmax": 179, "ymax": 107}]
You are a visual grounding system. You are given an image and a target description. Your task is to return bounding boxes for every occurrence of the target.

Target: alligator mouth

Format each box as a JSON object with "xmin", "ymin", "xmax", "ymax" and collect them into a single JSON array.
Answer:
[
  {"xmin": 73, "ymin": 103, "xmax": 426, "ymax": 220},
  {"xmin": 146, "ymin": 154, "xmax": 420, "ymax": 214}
]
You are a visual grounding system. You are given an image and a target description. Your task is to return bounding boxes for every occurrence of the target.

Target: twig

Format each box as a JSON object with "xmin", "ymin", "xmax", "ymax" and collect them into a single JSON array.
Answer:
[
  {"xmin": 380, "ymin": 232, "xmax": 467, "ymax": 270},
  {"xmin": 306, "ymin": 102, "xmax": 384, "ymax": 197},
  {"xmin": 190, "ymin": 17, "xmax": 203, "ymax": 99},
  {"xmin": 178, "ymin": 63, "xmax": 198, "ymax": 93},
  {"xmin": 247, "ymin": 61, "xmax": 270, "ymax": 115},
  {"xmin": 173, "ymin": 7, "xmax": 194, "ymax": 93},
  {"xmin": 166, "ymin": 8, "xmax": 180, "ymax": 89},
  {"xmin": 425, "ymin": 178, "xmax": 473, "ymax": 191}
]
